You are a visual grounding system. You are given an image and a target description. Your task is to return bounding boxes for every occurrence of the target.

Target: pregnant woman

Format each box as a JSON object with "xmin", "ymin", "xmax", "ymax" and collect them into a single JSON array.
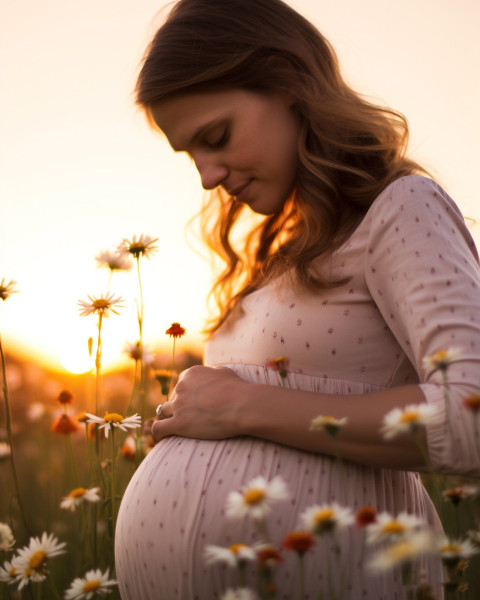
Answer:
[{"xmin": 115, "ymin": 0, "xmax": 480, "ymax": 598}]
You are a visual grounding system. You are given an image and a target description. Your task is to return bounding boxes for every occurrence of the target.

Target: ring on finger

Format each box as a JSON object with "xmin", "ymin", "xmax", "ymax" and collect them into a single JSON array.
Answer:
[{"xmin": 156, "ymin": 403, "xmax": 164, "ymax": 418}]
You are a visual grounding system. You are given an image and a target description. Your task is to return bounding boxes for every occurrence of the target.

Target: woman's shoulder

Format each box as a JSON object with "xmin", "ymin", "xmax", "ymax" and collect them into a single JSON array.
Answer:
[
  {"xmin": 368, "ymin": 175, "xmax": 463, "ymax": 221},
  {"xmin": 351, "ymin": 175, "xmax": 466, "ymax": 239}
]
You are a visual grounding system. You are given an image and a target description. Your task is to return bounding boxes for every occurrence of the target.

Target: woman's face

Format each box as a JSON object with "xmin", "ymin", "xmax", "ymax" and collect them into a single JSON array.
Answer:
[{"xmin": 150, "ymin": 89, "xmax": 301, "ymax": 215}]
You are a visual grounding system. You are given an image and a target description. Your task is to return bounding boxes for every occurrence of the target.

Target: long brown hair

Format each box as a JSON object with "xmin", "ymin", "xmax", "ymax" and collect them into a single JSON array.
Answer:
[{"xmin": 136, "ymin": 0, "xmax": 427, "ymax": 334}]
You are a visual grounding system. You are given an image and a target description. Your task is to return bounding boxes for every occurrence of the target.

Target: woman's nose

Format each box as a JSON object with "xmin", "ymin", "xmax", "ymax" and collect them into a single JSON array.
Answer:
[{"xmin": 194, "ymin": 156, "xmax": 228, "ymax": 190}]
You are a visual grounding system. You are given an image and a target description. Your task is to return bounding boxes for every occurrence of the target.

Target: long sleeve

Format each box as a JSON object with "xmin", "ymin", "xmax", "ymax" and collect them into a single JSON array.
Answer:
[{"xmin": 365, "ymin": 176, "xmax": 480, "ymax": 476}]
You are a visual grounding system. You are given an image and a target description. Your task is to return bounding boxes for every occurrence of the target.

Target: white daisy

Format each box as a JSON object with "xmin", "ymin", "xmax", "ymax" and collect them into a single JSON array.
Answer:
[
  {"xmin": 436, "ymin": 536, "xmax": 479, "ymax": 563},
  {"xmin": 422, "ymin": 348, "xmax": 461, "ymax": 373},
  {"xmin": 0, "ymin": 559, "xmax": 18, "ymax": 583},
  {"xmin": 78, "ymin": 293, "xmax": 123, "ymax": 318},
  {"xmin": 368, "ymin": 531, "xmax": 435, "ymax": 572},
  {"xmin": 64, "ymin": 567, "xmax": 117, "ymax": 599},
  {"xmin": 118, "ymin": 234, "xmax": 158, "ymax": 259},
  {"xmin": 226, "ymin": 475, "xmax": 289, "ymax": 521},
  {"xmin": 0, "ymin": 523, "xmax": 15, "ymax": 551},
  {"xmin": 95, "ymin": 250, "xmax": 132, "ymax": 272},
  {"xmin": 0, "ymin": 278, "xmax": 17, "ymax": 302},
  {"xmin": 12, "ymin": 532, "xmax": 66, "ymax": 589},
  {"xmin": 380, "ymin": 403, "xmax": 438, "ymax": 440},
  {"xmin": 299, "ymin": 502, "xmax": 354, "ymax": 535},
  {"xmin": 0, "ymin": 442, "xmax": 11, "ymax": 459},
  {"xmin": 310, "ymin": 415, "xmax": 347, "ymax": 437},
  {"xmin": 60, "ymin": 487, "xmax": 101, "ymax": 512},
  {"xmin": 204, "ymin": 543, "xmax": 257, "ymax": 567},
  {"xmin": 467, "ymin": 528, "xmax": 480, "ymax": 548},
  {"xmin": 365, "ymin": 511, "xmax": 426, "ymax": 544},
  {"xmin": 85, "ymin": 412, "xmax": 141, "ymax": 439},
  {"xmin": 442, "ymin": 485, "xmax": 478, "ymax": 505},
  {"xmin": 220, "ymin": 588, "xmax": 259, "ymax": 600},
  {"xmin": 123, "ymin": 341, "xmax": 155, "ymax": 365}
]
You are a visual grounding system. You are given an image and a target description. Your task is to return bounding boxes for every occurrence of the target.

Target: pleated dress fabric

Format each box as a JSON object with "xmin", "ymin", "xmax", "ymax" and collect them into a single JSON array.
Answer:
[{"xmin": 115, "ymin": 176, "xmax": 480, "ymax": 599}]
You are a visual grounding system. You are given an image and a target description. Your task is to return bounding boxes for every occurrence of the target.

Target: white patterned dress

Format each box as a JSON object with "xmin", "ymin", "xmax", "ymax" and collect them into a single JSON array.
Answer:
[{"xmin": 115, "ymin": 176, "xmax": 480, "ymax": 599}]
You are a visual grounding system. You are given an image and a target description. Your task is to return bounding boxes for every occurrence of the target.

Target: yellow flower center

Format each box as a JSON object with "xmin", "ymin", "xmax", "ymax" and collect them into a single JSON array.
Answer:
[
  {"xmin": 29, "ymin": 551, "xmax": 46, "ymax": 570},
  {"xmin": 388, "ymin": 540, "xmax": 415, "ymax": 560},
  {"xmin": 9, "ymin": 567, "xmax": 17, "ymax": 577},
  {"xmin": 434, "ymin": 350, "xmax": 448, "ymax": 361},
  {"xmin": 243, "ymin": 488, "xmax": 266, "ymax": 505},
  {"xmin": 83, "ymin": 580, "xmax": 101, "ymax": 592},
  {"xmin": 129, "ymin": 243, "xmax": 145, "ymax": 254},
  {"xmin": 229, "ymin": 543, "xmax": 248, "ymax": 554},
  {"xmin": 441, "ymin": 543, "xmax": 461, "ymax": 554},
  {"xmin": 92, "ymin": 299, "xmax": 110, "ymax": 309},
  {"xmin": 383, "ymin": 521, "xmax": 406, "ymax": 534},
  {"xmin": 400, "ymin": 411, "xmax": 420, "ymax": 424},
  {"xmin": 69, "ymin": 487, "xmax": 87, "ymax": 498},
  {"xmin": 104, "ymin": 412, "xmax": 124, "ymax": 423},
  {"xmin": 314, "ymin": 508, "xmax": 335, "ymax": 523}
]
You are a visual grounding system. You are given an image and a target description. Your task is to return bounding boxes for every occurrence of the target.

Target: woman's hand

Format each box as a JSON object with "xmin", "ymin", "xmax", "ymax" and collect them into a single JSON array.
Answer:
[{"xmin": 151, "ymin": 365, "xmax": 247, "ymax": 443}]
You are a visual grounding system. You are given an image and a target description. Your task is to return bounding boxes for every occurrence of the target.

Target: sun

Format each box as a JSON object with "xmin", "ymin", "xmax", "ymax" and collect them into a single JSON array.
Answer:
[{"xmin": 59, "ymin": 346, "xmax": 93, "ymax": 374}]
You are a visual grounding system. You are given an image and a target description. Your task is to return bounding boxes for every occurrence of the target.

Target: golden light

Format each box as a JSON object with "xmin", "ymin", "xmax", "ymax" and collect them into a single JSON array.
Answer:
[{"xmin": 59, "ymin": 346, "xmax": 93, "ymax": 375}]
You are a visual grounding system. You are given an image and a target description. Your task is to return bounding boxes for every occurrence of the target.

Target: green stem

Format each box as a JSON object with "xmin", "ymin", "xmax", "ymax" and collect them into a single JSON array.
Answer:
[
  {"xmin": 136, "ymin": 256, "xmax": 144, "ymax": 343},
  {"xmin": 167, "ymin": 338, "xmax": 177, "ymax": 400},
  {"xmin": 95, "ymin": 313, "xmax": 104, "ymax": 416},
  {"xmin": 0, "ymin": 332, "xmax": 30, "ymax": 536},
  {"xmin": 65, "ymin": 433, "xmax": 80, "ymax": 489},
  {"xmin": 111, "ymin": 428, "xmax": 117, "ymax": 533},
  {"xmin": 47, "ymin": 573, "xmax": 63, "ymax": 600},
  {"xmin": 298, "ymin": 554, "xmax": 305, "ymax": 600}
]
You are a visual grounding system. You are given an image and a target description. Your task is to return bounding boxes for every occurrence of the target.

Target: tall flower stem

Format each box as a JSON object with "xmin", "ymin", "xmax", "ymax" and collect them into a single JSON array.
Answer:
[
  {"xmin": 167, "ymin": 338, "xmax": 177, "ymax": 400},
  {"xmin": 135, "ymin": 256, "xmax": 147, "ymax": 419},
  {"xmin": 298, "ymin": 554, "xmax": 305, "ymax": 600},
  {"xmin": 95, "ymin": 313, "xmax": 104, "ymax": 417},
  {"xmin": 0, "ymin": 333, "xmax": 30, "ymax": 535}
]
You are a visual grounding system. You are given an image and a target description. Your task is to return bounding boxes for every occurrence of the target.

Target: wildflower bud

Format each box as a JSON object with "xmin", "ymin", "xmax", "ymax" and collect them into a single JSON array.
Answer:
[
  {"xmin": 56, "ymin": 389, "xmax": 74, "ymax": 405},
  {"xmin": 51, "ymin": 414, "xmax": 79, "ymax": 435},
  {"xmin": 356, "ymin": 505, "xmax": 377, "ymax": 527}
]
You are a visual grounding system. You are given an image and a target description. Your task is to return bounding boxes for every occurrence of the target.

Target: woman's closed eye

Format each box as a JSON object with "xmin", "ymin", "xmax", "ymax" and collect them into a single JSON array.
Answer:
[{"xmin": 205, "ymin": 128, "xmax": 229, "ymax": 149}]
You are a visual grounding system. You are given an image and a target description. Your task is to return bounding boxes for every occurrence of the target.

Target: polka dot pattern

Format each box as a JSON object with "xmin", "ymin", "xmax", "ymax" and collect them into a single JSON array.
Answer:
[{"xmin": 115, "ymin": 177, "xmax": 480, "ymax": 598}]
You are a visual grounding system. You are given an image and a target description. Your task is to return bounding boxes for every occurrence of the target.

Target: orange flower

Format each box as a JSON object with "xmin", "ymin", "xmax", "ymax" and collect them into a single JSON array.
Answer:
[
  {"xmin": 51, "ymin": 414, "xmax": 79, "ymax": 435},
  {"xmin": 165, "ymin": 322, "xmax": 186, "ymax": 338},
  {"xmin": 75, "ymin": 412, "xmax": 89, "ymax": 423},
  {"xmin": 282, "ymin": 530, "xmax": 316, "ymax": 555},
  {"xmin": 356, "ymin": 505, "xmax": 377, "ymax": 527},
  {"xmin": 56, "ymin": 390, "xmax": 74, "ymax": 405},
  {"xmin": 256, "ymin": 544, "xmax": 283, "ymax": 567},
  {"xmin": 88, "ymin": 422, "xmax": 106, "ymax": 441},
  {"xmin": 265, "ymin": 356, "xmax": 289, "ymax": 378},
  {"xmin": 121, "ymin": 436, "xmax": 136, "ymax": 460},
  {"xmin": 463, "ymin": 395, "xmax": 480, "ymax": 413},
  {"xmin": 155, "ymin": 369, "xmax": 173, "ymax": 396}
]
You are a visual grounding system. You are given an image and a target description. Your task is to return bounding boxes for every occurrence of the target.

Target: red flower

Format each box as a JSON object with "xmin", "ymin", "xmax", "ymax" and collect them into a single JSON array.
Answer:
[
  {"xmin": 56, "ymin": 389, "xmax": 74, "ymax": 405},
  {"xmin": 282, "ymin": 530, "xmax": 316, "ymax": 555},
  {"xmin": 165, "ymin": 322, "xmax": 186, "ymax": 338},
  {"xmin": 356, "ymin": 505, "xmax": 377, "ymax": 527},
  {"xmin": 51, "ymin": 414, "xmax": 79, "ymax": 435},
  {"xmin": 463, "ymin": 395, "xmax": 480, "ymax": 413},
  {"xmin": 256, "ymin": 544, "xmax": 283, "ymax": 567},
  {"xmin": 265, "ymin": 356, "xmax": 289, "ymax": 378}
]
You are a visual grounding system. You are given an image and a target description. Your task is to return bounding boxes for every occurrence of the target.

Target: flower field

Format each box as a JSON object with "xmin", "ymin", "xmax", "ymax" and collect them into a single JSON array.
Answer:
[{"xmin": 2, "ymin": 240, "xmax": 480, "ymax": 599}]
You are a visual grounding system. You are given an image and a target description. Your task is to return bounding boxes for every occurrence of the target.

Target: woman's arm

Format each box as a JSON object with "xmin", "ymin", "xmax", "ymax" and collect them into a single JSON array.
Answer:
[
  {"xmin": 153, "ymin": 177, "xmax": 480, "ymax": 476},
  {"xmin": 152, "ymin": 365, "xmax": 430, "ymax": 470}
]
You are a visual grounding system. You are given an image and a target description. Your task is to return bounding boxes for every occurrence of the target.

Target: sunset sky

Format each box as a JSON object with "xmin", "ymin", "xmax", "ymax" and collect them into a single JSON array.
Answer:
[{"xmin": 1, "ymin": 0, "xmax": 479, "ymax": 373}]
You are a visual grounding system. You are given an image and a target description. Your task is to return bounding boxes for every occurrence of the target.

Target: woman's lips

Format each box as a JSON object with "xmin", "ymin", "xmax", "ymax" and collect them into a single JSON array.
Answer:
[{"xmin": 229, "ymin": 180, "xmax": 252, "ymax": 202}]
